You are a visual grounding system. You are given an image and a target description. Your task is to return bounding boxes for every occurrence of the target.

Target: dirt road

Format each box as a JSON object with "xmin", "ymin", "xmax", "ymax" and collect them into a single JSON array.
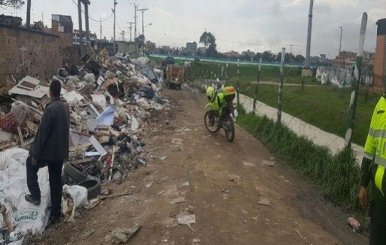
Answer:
[{"xmin": 31, "ymin": 88, "xmax": 368, "ymax": 245}]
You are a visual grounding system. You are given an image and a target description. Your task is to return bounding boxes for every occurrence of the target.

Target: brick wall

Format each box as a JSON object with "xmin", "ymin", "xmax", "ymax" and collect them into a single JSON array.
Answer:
[{"xmin": 0, "ymin": 24, "xmax": 62, "ymax": 84}]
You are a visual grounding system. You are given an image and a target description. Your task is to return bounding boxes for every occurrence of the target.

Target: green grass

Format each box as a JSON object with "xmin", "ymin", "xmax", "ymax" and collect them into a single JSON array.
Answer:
[
  {"xmin": 236, "ymin": 106, "xmax": 363, "ymax": 212},
  {"xmin": 186, "ymin": 61, "xmax": 316, "ymax": 84},
  {"xmin": 186, "ymin": 61, "xmax": 380, "ymax": 145}
]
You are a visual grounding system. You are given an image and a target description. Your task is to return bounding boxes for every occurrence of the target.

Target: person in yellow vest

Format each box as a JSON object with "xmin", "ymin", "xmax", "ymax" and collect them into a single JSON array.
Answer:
[{"xmin": 358, "ymin": 94, "xmax": 386, "ymax": 245}]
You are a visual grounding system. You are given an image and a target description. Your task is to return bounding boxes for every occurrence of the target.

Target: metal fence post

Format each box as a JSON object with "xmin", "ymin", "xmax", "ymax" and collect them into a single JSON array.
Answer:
[
  {"xmin": 253, "ymin": 58, "xmax": 262, "ymax": 113},
  {"xmin": 277, "ymin": 48, "xmax": 285, "ymax": 124},
  {"xmin": 346, "ymin": 12, "xmax": 367, "ymax": 148},
  {"xmin": 237, "ymin": 58, "xmax": 240, "ymax": 106},
  {"xmin": 225, "ymin": 63, "xmax": 229, "ymax": 86}
]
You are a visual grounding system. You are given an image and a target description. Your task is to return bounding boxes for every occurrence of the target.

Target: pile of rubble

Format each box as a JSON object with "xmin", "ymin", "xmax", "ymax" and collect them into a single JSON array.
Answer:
[{"xmin": 0, "ymin": 53, "xmax": 167, "ymax": 244}]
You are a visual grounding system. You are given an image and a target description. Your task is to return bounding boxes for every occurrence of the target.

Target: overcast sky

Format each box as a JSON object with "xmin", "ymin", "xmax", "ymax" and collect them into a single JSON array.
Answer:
[{"xmin": 1, "ymin": 0, "xmax": 386, "ymax": 57}]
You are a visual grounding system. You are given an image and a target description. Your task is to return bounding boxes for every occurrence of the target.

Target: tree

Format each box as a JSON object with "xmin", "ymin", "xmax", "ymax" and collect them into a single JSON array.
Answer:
[
  {"xmin": 199, "ymin": 31, "xmax": 218, "ymax": 57},
  {"xmin": 254, "ymin": 52, "xmax": 262, "ymax": 62},
  {"xmin": 207, "ymin": 43, "xmax": 218, "ymax": 57},
  {"xmin": 294, "ymin": 54, "xmax": 305, "ymax": 64},
  {"xmin": 0, "ymin": 0, "xmax": 25, "ymax": 8},
  {"xmin": 262, "ymin": 51, "xmax": 273, "ymax": 62},
  {"xmin": 199, "ymin": 31, "xmax": 212, "ymax": 49},
  {"xmin": 135, "ymin": 34, "xmax": 145, "ymax": 49}
]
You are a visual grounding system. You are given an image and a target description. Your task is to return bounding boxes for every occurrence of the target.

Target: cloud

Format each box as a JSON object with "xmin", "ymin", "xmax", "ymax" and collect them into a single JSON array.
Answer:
[{"xmin": 2, "ymin": 0, "xmax": 385, "ymax": 57}]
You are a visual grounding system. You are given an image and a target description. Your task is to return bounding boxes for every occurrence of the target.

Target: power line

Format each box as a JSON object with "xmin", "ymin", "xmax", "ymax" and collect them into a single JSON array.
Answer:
[{"xmin": 71, "ymin": 0, "xmax": 113, "ymax": 23}]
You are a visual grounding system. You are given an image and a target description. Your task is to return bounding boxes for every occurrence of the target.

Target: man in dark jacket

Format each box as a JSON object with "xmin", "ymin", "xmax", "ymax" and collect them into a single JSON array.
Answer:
[{"xmin": 25, "ymin": 79, "xmax": 70, "ymax": 225}]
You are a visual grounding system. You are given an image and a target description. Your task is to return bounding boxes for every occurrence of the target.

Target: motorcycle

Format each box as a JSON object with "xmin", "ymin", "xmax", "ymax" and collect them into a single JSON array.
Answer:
[{"xmin": 204, "ymin": 86, "xmax": 236, "ymax": 142}]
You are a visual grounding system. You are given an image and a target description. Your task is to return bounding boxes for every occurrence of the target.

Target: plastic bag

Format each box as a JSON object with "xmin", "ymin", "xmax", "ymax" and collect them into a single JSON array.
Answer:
[{"xmin": 0, "ymin": 148, "xmax": 51, "ymax": 244}]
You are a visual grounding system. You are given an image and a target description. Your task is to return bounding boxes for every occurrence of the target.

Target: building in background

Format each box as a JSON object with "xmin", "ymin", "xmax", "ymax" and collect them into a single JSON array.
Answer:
[
  {"xmin": 186, "ymin": 42, "xmax": 197, "ymax": 55},
  {"xmin": 95, "ymin": 39, "xmax": 115, "ymax": 56},
  {"xmin": 374, "ymin": 18, "xmax": 386, "ymax": 89},
  {"xmin": 73, "ymin": 29, "xmax": 97, "ymax": 47},
  {"xmin": 116, "ymin": 41, "xmax": 137, "ymax": 55},
  {"xmin": 332, "ymin": 51, "xmax": 356, "ymax": 69},
  {"xmin": 51, "ymin": 15, "xmax": 73, "ymax": 33},
  {"xmin": 363, "ymin": 51, "xmax": 375, "ymax": 69},
  {"xmin": 51, "ymin": 14, "xmax": 73, "ymax": 48}
]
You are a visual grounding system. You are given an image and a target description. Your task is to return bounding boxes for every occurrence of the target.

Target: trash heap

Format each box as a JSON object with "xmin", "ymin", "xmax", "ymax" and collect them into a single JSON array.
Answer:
[{"xmin": 0, "ymin": 54, "xmax": 168, "ymax": 244}]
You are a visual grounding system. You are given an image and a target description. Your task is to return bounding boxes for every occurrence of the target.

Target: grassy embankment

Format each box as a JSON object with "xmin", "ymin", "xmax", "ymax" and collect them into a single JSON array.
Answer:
[{"xmin": 186, "ymin": 61, "xmax": 379, "ymax": 146}]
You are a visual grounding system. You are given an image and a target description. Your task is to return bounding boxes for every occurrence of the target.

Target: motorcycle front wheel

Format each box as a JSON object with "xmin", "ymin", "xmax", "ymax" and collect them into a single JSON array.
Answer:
[{"xmin": 204, "ymin": 110, "xmax": 220, "ymax": 133}]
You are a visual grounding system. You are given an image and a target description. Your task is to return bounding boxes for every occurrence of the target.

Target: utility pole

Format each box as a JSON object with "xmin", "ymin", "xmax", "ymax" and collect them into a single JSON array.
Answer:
[
  {"xmin": 100, "ymin": 18, "xmax": 102, "ymax": 39},
  {"xmin": 346, "ymin": 13, "xmax": 368, "ymax": 149},
  {"xmin": 77, "ymin": 0, "xmax": 84, "ymax": 57},
  {"xmin": 134, "ymin": 3, "xmax": 138, "ymax": 40},
  {"xmin": 237, "ymin": 58, "xmax": 240, "ymax": 106},
  {"xmin": 277, "ymin": 48, "xmax": 285, "ymax": 124},
  {"xmin": 84, "ymin": 1, "xmax": 90, "ymax": 50},
  {"xmin": 138, "ymin": 8, "xmax": 148, "ymax": 37},
  {"xmin": 339, "ymin": 26, "xmax": 343, "ymax": 55},
  {"xmin": 26, "ymin": 0, "xmax": 31, "ymax": 27},
  {"xmin": 113, "ymin": 0, "xmax": 117, "ymax": 53},
  {"xmin": 128, "ymin": 22, "xmax": 134, "ymax": 42},
  {"xmin": 253, "ymin": 58, "xmax": 262, "ymax": 113},
  {"xmin": 305, "ymin": 0, "xmax": 314, "ymax": 68}
]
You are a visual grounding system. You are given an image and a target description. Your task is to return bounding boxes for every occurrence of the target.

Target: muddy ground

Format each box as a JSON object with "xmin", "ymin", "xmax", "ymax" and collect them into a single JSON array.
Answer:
[{"xmin": 26, "ymin": 88, "xmax": 368, "ymax": 245}]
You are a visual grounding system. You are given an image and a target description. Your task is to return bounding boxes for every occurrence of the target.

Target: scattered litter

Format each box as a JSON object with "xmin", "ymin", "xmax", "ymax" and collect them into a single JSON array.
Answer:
[
  {"xmin": 192, "ymin": 238, "xmax": 201, "ymax": 244},
  {"xmin": 155, "ymin": 191, "xmax": 165, "ymax": 196},
  {"xmin": 228, "ymin": 175, "xmax": 240, "ymax": 184},
  {"xmin": 348, "ymin": 217, "xmax": 361, "ymax": 233},
  {"xmin": 258, "ymin": 198, "xmax": 271, "ymax": 207},
  {"xmin": 146, "ymin": 182, "xmax": 154, "ymax": 188},
  {"xmin": 170, "ymin": 197, "xmax": 186, "ymax": 205},
  {"xmin": 172, "ymin": 138, "xmax": 183, "ymax": 145},
  {"xmin": 177, "ymin": 213, "xmax": 196, "ymax": 232},
  {"xmin": 96, "ymin": 106, "xmax": 115, "ymax": 126},
  {"xmin": 82, "ymin": 229, "xmax": 95, "ymax": 238},
  {"xmin": 160, "ymin": 156, "xmax": 168, "ymax": 161},
  {"xmin": 87, "ymin": 135, "xmax": 107, "ymax": 156},
  {"xmin": 104, "ymin": 224, "xmax": 141, "ymax": 244},
  {"xmin": 180, "ymin": 181, "xmax": 190, "ymax": 187},
  {"xmin": 242, "ymin": 161, "xmax": 256, "ymax": 167},
  {"xmin": 262, "ymin": 160, "xmax": 276, "ymax": 167}
]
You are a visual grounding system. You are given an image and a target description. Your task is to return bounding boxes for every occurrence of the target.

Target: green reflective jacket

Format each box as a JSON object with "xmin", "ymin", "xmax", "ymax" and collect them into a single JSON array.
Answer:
[{"xmin": 364, "ymin": 96, "xmax": 386, "ymax": 194}]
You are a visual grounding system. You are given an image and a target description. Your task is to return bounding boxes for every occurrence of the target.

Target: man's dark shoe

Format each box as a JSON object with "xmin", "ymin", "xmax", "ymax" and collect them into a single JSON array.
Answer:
[{"xmin": 25, "ymin": 194, "xmax": 41, "ymax": 206}]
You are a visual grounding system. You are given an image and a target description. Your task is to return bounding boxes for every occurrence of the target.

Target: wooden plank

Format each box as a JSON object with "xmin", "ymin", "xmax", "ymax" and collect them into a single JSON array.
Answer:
[{"xmin": 17, "ymin": 127, "xmax": 24, "ymax": 146}]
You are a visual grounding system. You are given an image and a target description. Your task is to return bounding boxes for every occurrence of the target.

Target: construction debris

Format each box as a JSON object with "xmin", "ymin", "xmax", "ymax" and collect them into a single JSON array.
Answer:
[{"xmin": 0, "ymin": 53, "xmax": 168, "ymax": 244}]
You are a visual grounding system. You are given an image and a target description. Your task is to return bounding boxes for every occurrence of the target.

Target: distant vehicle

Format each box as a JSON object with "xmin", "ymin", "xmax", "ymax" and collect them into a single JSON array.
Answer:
[{"xmin": 165, "ymin": 64, "xmax": 184, "ymax": 90}]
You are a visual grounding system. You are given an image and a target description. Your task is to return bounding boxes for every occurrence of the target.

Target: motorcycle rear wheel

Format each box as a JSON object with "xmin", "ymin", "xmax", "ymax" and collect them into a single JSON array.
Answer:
[{"xmin": 223, "ymin": 116, "xmax": 235, "ymax": 142}]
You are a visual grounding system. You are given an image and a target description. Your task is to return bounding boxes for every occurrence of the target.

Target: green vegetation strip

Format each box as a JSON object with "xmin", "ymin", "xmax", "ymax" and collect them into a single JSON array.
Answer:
[
  {"xmin": 185, "ymin": 60, "xmax": 380, "ymax": 145},
  {"xmin": 236, "ymin": 106, "xmax": 361, "ymax": 211}
]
